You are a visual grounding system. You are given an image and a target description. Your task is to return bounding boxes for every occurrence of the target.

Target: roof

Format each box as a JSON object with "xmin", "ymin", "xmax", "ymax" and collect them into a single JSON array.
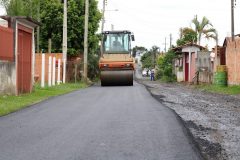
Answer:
[
  {"xmin": 103, "ymin": 30, "xmax": 132, "ymax": 34},
  {"xmin": 172, "ymin": 43, "xmax": 206, "ymax": 53},
  {"xmin": 223, "ymin": 35, "xmax": 240, "ymax": 47},
  {"xmin": 0, "ymin": 16, "xmax": 40, "ymax": 28},
  {"xmin": 0, "ymin": 18, "xmax": 8, "ymax": 27}
]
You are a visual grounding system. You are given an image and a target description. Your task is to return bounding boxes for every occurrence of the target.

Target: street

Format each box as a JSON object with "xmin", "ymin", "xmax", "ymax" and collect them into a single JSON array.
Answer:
[{"xmin": 0, "ymin": 82, "xmax": 202, "ymax": 160}]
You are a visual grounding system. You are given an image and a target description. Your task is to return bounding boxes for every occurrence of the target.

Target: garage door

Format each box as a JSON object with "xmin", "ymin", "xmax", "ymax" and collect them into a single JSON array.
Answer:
[{"xmin": 17, "ymin": 27, "xmax": 32, "ymax": 94}]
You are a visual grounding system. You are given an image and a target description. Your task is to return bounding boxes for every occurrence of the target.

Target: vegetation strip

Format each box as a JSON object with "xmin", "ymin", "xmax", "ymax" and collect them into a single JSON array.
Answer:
[
  {"xmin": 195, "ymin": 84, "xmax": 240, "ymax": 95},
  {"xmin": 0, "ymin": 83, "xmax": 87, "ymax": 116}
]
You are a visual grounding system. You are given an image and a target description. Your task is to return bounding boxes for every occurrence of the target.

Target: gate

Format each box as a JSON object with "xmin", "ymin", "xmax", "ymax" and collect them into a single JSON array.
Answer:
[{"xmin": 17, "ymin": 26, "xmax": 32, "ymax": 94}]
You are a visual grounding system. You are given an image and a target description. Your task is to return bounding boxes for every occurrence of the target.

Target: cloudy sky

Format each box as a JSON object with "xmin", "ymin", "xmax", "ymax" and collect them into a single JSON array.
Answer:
[
  {"xmin": 1, "ymin": 1, "xmax": 239, "ymax": 50},
  {"xmin": 98, "ymin": 0, "xmax": 240, "ymax": 50},
  {"xmin": 0, "ymin": 5, "xmax": 4, "ymax": 15}
]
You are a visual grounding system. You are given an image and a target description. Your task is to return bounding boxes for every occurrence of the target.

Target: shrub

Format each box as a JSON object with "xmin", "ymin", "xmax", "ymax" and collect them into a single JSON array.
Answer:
[{"xmin": 156, "ymin": 50, "xmax": 176, "ymax": 82}]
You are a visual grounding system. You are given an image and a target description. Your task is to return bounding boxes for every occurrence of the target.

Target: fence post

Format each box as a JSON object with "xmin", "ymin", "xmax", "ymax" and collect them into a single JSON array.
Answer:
[
  {"xmin": 52, "ymin": 57, "xmax": 56, "ymax": 86},
  {"xmin": 57, "ymin": 59, "xmax": 61, "ymax": 85},
  {"xmin": 41, "ymin": 53, "xmax": 45, "ymax": 88},
  {"xmin": 75, "ymin": 63, "xmax": 77, "ymax": 83},
  {"xmin": 48, "ymin": 56, "xmax": 52, "ymax": 86}
]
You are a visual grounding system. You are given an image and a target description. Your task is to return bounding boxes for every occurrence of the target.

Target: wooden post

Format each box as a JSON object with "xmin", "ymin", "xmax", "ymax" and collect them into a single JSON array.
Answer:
[
  {"xmin": 52, "ymin": 57, "xmax": 56, "ymax": 86},
  {"xmin": 41, "ymin": 53, "xmax": 45, "ymax": 88},
  {"xmin": 48, "ymin": 56, "xmax": 52, "ymax": 86},
  {"xmin": 57, "ymin": 59, "xmax": 61, "ymax": 85}
]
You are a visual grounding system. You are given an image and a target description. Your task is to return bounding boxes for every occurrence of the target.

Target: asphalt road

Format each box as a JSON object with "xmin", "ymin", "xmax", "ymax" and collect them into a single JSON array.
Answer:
[{"xmin": 0, "ymin": 82, "xmax": 202, "ymax": 160}]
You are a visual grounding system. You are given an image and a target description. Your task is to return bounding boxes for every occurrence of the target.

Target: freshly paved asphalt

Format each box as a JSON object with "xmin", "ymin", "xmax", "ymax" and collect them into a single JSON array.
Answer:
[{"xmin": 0, "ymin": 82, "xmax": 202, "ymax": 160}]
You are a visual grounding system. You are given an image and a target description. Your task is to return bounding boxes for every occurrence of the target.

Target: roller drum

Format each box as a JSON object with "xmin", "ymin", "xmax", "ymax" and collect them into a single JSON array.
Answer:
[{"xmin": 100, "ymin": 70, "xmax": 133, "ymax": 86}]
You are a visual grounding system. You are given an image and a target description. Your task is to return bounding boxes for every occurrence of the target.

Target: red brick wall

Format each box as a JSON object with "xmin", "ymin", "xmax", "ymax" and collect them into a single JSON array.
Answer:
[
  {"xmin": 226, "ymin": 38, "xmax": 240, "ymax": 85},
  {"xmin": 35, "ymin": 53, "xmax": 63, "ymax": 83},
  {"xmin": 0, "ymin": 25, "xmax": 14, "ymax": 61}
]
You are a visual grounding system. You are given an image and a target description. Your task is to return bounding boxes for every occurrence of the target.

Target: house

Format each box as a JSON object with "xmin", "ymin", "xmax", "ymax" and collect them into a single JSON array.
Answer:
[
  {"xmin": 218, "ymin": 36, "xmax": 240, "ymax": 85},
  {"xmin": 0, "ymin": 16, "xmax": 40, "ymax": 95},
  {"xmin": 173, "ymin": 43, "xmax": 206, "ymax": 83},
  {"xmin": 0, "ymin": 18, "xmax": 8, "ymax": 27},
  {"xmin": 212, "ymin": 45, "xmax": 226, "ymax": 72}
]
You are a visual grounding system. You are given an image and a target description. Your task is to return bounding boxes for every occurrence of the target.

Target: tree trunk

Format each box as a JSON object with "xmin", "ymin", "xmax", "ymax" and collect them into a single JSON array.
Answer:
[
  {"xmin": 198, "ymin": 34, "xmax": 202, "ymax": 45},
  {"xmin": 48, "ymin": 38, "xmax": 52, "ymax": 53}
]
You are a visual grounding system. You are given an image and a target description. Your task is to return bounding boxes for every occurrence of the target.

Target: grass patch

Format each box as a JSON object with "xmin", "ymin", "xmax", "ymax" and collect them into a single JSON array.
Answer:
[
  {"xmin": 196, "ymin": 84, "xmax": 240, "ymax": 95},
  {"xmin": 158, "ymin": 75, "xmax": 177, "ymax": 83},
  {"xmin": 0, "ymin": 82, "xmax": 88, "ymax": 116}
]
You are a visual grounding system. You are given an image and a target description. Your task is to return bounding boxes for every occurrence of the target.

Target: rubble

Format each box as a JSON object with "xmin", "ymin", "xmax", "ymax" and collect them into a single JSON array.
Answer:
[{"xmin": 140, "ymin": 80, "xmax": 240, "ymax": 160}]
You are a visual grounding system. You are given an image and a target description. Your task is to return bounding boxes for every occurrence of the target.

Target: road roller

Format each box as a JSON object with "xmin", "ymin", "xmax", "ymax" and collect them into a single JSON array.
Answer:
[{"xmin": 99, "ymin": 30, "xmax": 135, "ymax": 86}]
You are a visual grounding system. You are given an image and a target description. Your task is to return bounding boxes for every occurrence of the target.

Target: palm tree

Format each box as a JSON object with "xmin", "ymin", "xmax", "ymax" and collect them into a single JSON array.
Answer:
[{"xmin": 192, "ymin": 15, "xmax": 217, "ymax": 45}]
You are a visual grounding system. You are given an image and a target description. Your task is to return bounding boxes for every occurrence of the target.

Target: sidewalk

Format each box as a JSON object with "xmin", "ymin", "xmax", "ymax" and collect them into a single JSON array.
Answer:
[{"xmin": 138, "ymin": 79, "xmax": 240, "ymax": 160}]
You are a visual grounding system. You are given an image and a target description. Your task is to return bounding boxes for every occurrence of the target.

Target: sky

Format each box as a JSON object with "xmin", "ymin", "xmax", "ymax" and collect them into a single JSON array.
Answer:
[
  {"xmin": 1, "ymin": 1, "xmax": 239, "ymax": 51},
  {"xmin": 97, "ymin": 0, "xmax": 240, "ymax": 50}
]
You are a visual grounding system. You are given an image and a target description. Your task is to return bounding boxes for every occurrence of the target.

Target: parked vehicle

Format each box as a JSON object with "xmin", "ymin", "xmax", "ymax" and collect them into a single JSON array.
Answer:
[
  {"xmin": 142, "ymin": 68, "xmax": 149, "ymax": 77},
  {"xmin": 142, "ymin": 69, "xmax": 147, "ymax": 77}
]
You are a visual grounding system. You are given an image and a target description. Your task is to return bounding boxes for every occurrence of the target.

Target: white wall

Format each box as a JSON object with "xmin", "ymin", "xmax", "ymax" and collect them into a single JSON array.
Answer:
[{"xmin": 0, "ymin": 61, "xmax": 16, "ymax": 95}]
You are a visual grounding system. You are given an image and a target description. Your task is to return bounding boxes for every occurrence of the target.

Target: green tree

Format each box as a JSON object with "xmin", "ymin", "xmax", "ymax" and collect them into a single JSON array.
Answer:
[
  {"xmin": 176, "ymin": 27, "xmax": 197, "ymax": 46},
  {"xmin": 156, "ymin": 50, "xmax": 176, "ymax": 82},
  {"xmin": 141, "ymin": 52, "xmax": 152, "ymax": 69},
  {"xmin": 140, "ymin": 46, "xmax": 159, "ymax": 69},
  {"xmin": 1, "ymin": 0, "xmax": 40, "ymax": 18},
  {"xmin": 39, "ymin": 0, "xmax": 63, "ymax": 53},
  {"xmin": 192, "ymin": 15, "xmax": 217, "ymax": 45},
  {"xmin": 132, "ymin": 46, "xmax": 147, "ymax": 57}
]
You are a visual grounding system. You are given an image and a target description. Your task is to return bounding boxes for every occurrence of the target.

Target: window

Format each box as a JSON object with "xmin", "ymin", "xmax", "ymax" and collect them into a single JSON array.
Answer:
[{"xmin": 103, "ymin": 33, "xmax": 130, "ymax": 53}]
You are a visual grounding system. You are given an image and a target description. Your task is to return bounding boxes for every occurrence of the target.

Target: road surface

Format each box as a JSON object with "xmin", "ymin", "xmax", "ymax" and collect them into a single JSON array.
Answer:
[{"xmin": 0, "ymin": 82, "xmax": 202, "ymax": 160}]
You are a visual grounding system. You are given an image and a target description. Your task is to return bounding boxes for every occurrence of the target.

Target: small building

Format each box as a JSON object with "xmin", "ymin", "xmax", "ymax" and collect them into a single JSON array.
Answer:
[
  {"xmin": 173, "ymin": 43, "xmax": 206, "ymax": 83},
  {"xmin": 221, "ymin": 36, "xmax": 240, "ymax": 85},
  {"xmin": 0, "ymin": 16, "xmax": 40, "ymax": 95},
  {"xmin": 212, "ymin": 45, "xmax": 226, "ymax": 72}
]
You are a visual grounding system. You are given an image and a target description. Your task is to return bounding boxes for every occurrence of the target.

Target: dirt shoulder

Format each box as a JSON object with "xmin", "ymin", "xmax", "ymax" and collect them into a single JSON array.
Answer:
[{"xmin": 138, "ymin": 79, "xmax": 240, "ymax": 160}]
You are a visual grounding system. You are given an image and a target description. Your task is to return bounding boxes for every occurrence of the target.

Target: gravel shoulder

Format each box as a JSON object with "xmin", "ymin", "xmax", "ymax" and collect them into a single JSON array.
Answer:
[{"xmin": 138, "ymin": 79, "xmax": 240, "ymax": 160}]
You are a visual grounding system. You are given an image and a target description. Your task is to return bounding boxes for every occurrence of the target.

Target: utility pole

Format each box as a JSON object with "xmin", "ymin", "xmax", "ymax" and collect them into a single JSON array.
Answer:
[
  {"xmin": 101, "ymin": 0, "xmax": 106, "ymax": 56},
  {"xmin": 169, "ymin": 34, "xmax": 172, "ymax": 49},
  {"xmin": 162, "ymin": 37, "xmax": 168, "ymax": 53},
  {"xmin": 62, "ymin": 0, "xmax": 67, "ymax": 83},
  {"xmin": 37, "ymin": 0, "xmax": 40, "ymax": 53},
  {"xmin": 153, "ymin": 48, "xmax": 157, "ymax": 68},
  {"xmin": 111, "ymin": 24, "xmax": 114, "ymax": 31},
  {"xmin": 231, "ymin": 0, "xmax": 236, "ymax": 41},
  {"xmin": 83, "ymin": 0, "xmax": 89, "ymax": 81},
  {"xmin": 164, "ymin": 37, "xmax": 167, "ymax": 53}
]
